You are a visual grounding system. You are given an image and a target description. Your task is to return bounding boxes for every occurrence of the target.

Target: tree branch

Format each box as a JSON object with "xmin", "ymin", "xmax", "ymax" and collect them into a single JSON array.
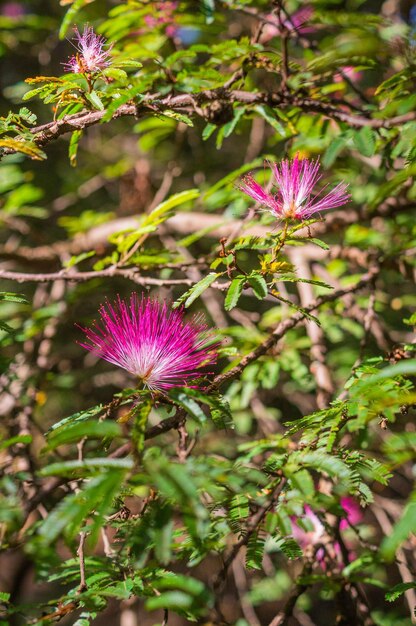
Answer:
[
  {"xmin": 1, "ymin": 197, "xmax": 412, "ymax": 265},
  {"xmin": 0, "ymin": 267, "xmax": 230, "ymax": 291},
  {"xmin": 145, "ymin": 266, "xmax": 380, "ymax": 440},
  {"xmin": 2, "ymin": 89, "xmax": 414, "ymax": 159}
]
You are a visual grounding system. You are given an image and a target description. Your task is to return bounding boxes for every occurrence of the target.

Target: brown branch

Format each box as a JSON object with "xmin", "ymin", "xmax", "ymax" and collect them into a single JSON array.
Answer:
[
  {"xmin": 0, "ymin": 267, "xmax": 229, "ymax": 292},
  {"xmin": 77, "ymin": 531, "xmax": 88, "ymax": 593},
  {"xmin": 145, "ymin": 264, "xmax": 379, "ymax": 442},
  {"xmin": 1, "ymin": 195, "xmax": 412, "ymax": 266},
  {"xmin": 1, "ymin": 89, "xmax": 415, "ymax": 159},
  {"xmin": 290, "ymin": 249, "xmax": 334, "ymax": 408},
  {"xmin": 232, "ymin": 554, "xmax": 262, "ymax": 626},
  {"xmin": 213, "ymin": 479, "xmax": 287, "ymax": 590},
  {"xmin": 207, "ymin": 265, "xmax": 380, "ymax": 391},
  {"xmin": 0, "ymin": 267, "xmax": 192, "ymax": 286},
  {"xmin": 268, "ymin": 581, "xmax": 309, "ymax": 626}
]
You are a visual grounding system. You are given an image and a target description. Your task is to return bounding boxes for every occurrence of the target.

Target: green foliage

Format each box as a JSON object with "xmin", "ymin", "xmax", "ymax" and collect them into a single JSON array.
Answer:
[{"xmin": 1, "ymin": 1, "xmax": 416, "ymax": 624}]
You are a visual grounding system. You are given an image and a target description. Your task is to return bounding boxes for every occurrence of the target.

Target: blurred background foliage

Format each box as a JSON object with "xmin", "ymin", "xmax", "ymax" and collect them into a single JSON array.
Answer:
[{"xmin": 0, "ymin": 0, "xmax": 416, "ymax": 625}]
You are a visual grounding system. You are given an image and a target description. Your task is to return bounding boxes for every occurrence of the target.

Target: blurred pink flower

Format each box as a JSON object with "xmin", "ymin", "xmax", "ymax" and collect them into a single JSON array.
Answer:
[
  {"xmin": 340, "ymin": 497, "xmax": 363, "ymax": 529},
  {"xmin": 0, "ymin": 2, "xmax": 25, "ymax": 18},
  {"xmin": 291, "ymin": 499, "xmax": 363, "ymax": 564},
  {"xmin": 292, "ymin": 505, "xmax": 325, "ymax": 549},
  {"xmin": 78, "ymin": 294, "xmax": 218, "ymax": 392},
  {"xmin": 63, "ymin": 26, "xmax": 112, "ymax": 74},
  {"xmin": 239, "ymin": 156, "xmax": 350, "ymax": 221},
  {"xmin": 261, "ymin": 6, "xmax": 314, "ymax": 43},
  {"xmin": 334, "ymin": 66, "xmax": 363, "ymax": 84},
  {"xmin": 143, "ymin": 1, "xmax": 178, "ymax": 36}
]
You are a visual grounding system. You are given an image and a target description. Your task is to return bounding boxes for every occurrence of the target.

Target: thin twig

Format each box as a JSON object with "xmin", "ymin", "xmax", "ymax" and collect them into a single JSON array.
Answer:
[
  {"xmin": 77, "ymin": 531, "xmax": 88, "ymax": 593},
  {"xmin": 213, "ymin": 479, "xmax": 287, "ymax": 589}
]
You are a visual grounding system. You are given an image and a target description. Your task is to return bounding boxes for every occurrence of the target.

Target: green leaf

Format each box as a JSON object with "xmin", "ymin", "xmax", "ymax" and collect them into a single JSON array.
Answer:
[
  {"xmin": 146, "ymin": 590, "xmax": 195, "ymax": 611},
  {"xmin": 59, "ymin": 0, "xmax": 90, "ymax": 38},
  {"xmin": 224, "ymin": 276, "xmax": 246, "ymax": 311},
  {"xmin": 386, "ymin": 581, "xmax": 416, "ymax": 602},
  {"xmin": 45, "ymin": 420, "xmax": 121, "ymax": 451},
  {"xmin": 248, "ymin": 274, "xmax": 268, "ymax": 300},
  {"xmin": 145, "ymin": 574, "xmax": 212, "ymax": 615},
  {"xmin": 246, "ymin": 531, "xmax": 266, "ymax": 570},
  {"xmin": 161, "ymin": 110, "xmax": 194, "ymax": 127},
  {"xmin": 322, "ymin": 135, "xmax": 348, "ymax": 168},
  {"xmin": 381, "ymin": 501, "xmax": 416, "ymax": 560},
  {"xmin": 102, "ymin": 68, "xmax": 128, "ymax": 82},
  {"xmin": 275, "ymin": 537, "xmax": 303, "ymax": 559},
  {"xmin": 63, "ymin": 251, "xmax": 96, "ymax": 269},
  {"xmin": 254, "ymin": 105, "xmax": 286, "ymax": 136},
  {"xmin": 0, "ymin": 320, "xmax": 13, "ymax": 333},
  {"xmin": 0, "ymin": 138, "xmax": 46, "ymax": 160},
  {"xmin": 85, "ymin": 91, "xmax": 105, "ymax": 111},
  {"xmin": 37, "ymin": 470, "xmax": 126, "ymax": 544},
  {"xmin": 203, "ymin": 158, "xmax": 263, "ymax": 198},
  {"xmin": 174, "ymin": 273, "xmax": 220, "ymax": 308},
  {"xmin": 0, "ymin": 434, "xmax": 32, "ymax": 450},
  {"xmin": 202, "ymin": 123, "xmax": 216, "ymax": 141},
  {"xmin": 363, "ymin": 359, "xmax": 416, "ymax": 383},
  {"xmin": 102, "ymin": 86, "xmax": 144, "ymax": 122},
  {"xmin": 168, "ymin": 389, "xmax": 207, "ymax": 424},
  {"xmin": 38, "ymin": 458, "xmax": 133, "ymax": 477},
  {"xmin": 145, "ymin": 452, "xmax": 209, "ymax": 542},
  {"xmin": 0, "ymin": 292, "xmax": 28, "ymax": 304},
  {"xmin": 276, "ymin": 274, "xmax": 332, "ymax": 290},
  {"xmin": 352, "ymin": 127, "xmax": 376, "ymax": 157},
  {"xmin": 69, "ymin": 130, "xmax": 82, "ymax": 167},
  {"xmin": 149, "ymin": 188, "xmax": 200, "ymax": 222},
  {"xmin": 46, "ymin": 405, "xmax": 104, "ymax": 434},
  {"xmin": 209, "ymin": 394, "xmax": 234, "ymax": 430},
  {"xmin": 307, "ymin": 238, "xmax": 330, "ymax": 251},
  {"xmin": 131, "ymin": 399, "xmax": 152, "ymax": 460},
  {"xmin": 201, "ymin": 0, "xmax": 215, "ymax": 23}
]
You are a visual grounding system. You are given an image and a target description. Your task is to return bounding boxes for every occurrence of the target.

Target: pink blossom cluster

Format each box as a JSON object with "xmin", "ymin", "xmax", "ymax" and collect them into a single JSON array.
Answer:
[
  {"xmin": 292, "ymin": 498, "xmax": 363, "ymax": 566},
  {"xmin": 143, "ymin": 1, "xmax": 178, "ymax": 38},
  {"xmin": 63, "ymin": 26, "xmax": 112, "ymax": 74},
  {"xmin": 78, "ymin": 294, "xmax": 218, "ymax": 392},
  {"xmin": 240, "ymin": 156, "xmax": 350, "ymax": 220}
]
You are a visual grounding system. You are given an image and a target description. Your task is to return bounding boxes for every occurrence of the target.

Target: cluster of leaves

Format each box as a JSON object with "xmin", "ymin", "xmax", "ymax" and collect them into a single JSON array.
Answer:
[{"xmin": 1, "ymin": 1, "xmax": 416, "ymax": 626}]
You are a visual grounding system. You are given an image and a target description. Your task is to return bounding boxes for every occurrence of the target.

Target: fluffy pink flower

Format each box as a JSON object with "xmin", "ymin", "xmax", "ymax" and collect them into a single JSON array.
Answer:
[
  {"xmin": 240, "ymin": 156, "xmax": 350, "ymax": 220},
  {"xmin": 63, "ymin": 26, "xmax": 112, "ymax": 74},
  {"xmin": 78, "ymin": 294, "xmax": 218, "ymax": 392}
]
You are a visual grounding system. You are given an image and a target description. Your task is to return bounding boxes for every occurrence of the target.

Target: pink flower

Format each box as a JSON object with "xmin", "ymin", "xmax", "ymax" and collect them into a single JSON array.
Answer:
[
  {"xmin": 63, "ymin": 26, "xmax": 112, "ymax": 74},
  {"xmin": 260, "ymin": 6, "xmax": 315, "ymax": 43},
  {"xmin": 78, "ymin": 294, "xmax": 218, "ymax": 392},
  {"xmin": 334, "ymin": 66, "xmax": 363, "ymax": 84},
  {"xmin": 340, "ymin": 497, "xmax": 363, "ymax": 529},
  {"xmin": 143, "ymin": 2, "xmax": 178, "ymax": 36},
  {"xmin": 291, "ymin": 500, "xmax": 362, "ymax": 566},
  {"xmin": 239, "ymin": 156, "xmax": 350, "ymax": 220},
  {"xmin": 292, "ymin": 505, "xmax": 325, "ymax": 549},
  {"xmin": 1, "ymin": 2, "xmax": 25, "ymax": 18}
]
